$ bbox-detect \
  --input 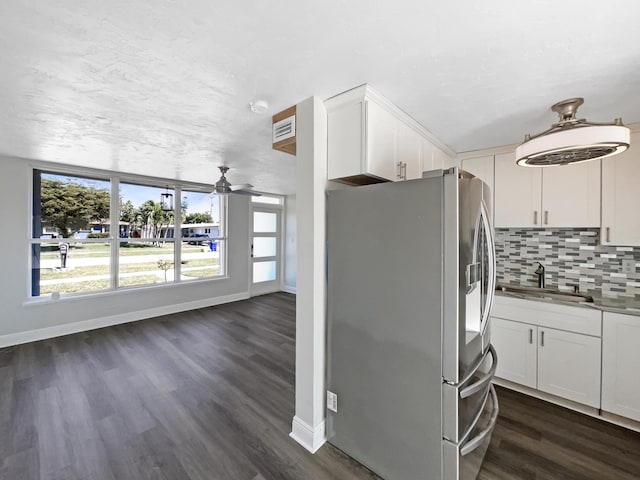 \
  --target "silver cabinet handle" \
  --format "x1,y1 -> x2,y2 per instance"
402,162 -> 407,180
533,211 -> 538,225
396,161 -> 403,179
540,330 -> 545,347
544,210 -> 549,225
529,328 -> 533,344
606,227 -> 610,243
